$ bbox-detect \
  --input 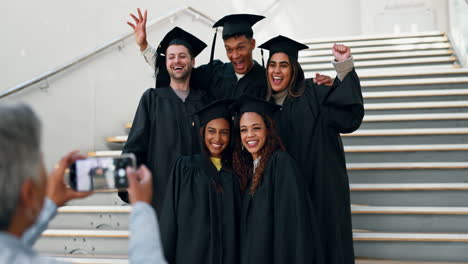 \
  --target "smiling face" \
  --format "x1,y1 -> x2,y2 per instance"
165,44 -> 194,82
224,35 -> 256,75
239,112 -> 267,160
268,52 -> 292,93
204,118 -> 231,158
